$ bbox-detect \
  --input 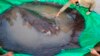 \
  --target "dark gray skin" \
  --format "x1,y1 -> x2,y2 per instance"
0,3 -> 84,56
19,8 -> 59,35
